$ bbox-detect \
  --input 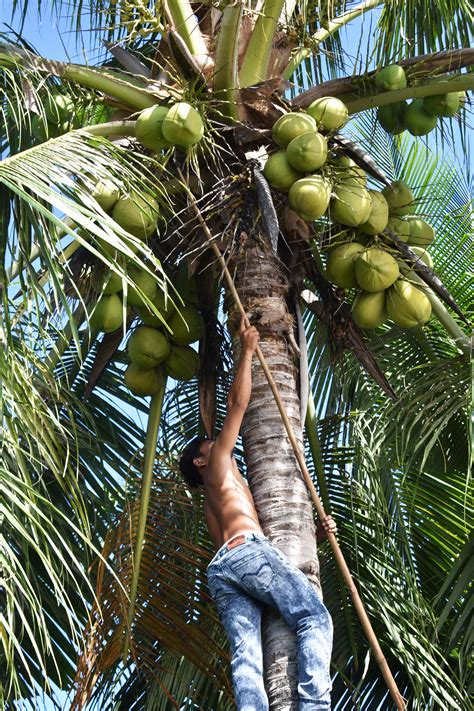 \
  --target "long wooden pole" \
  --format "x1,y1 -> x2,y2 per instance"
178,169 -> 405,710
